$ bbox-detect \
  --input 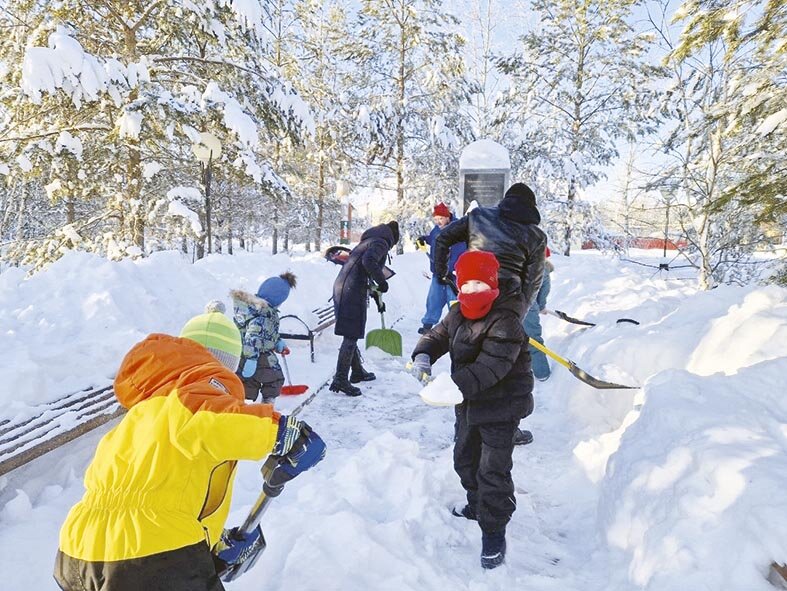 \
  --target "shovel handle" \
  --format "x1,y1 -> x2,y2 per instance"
280,354 -> 292,386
